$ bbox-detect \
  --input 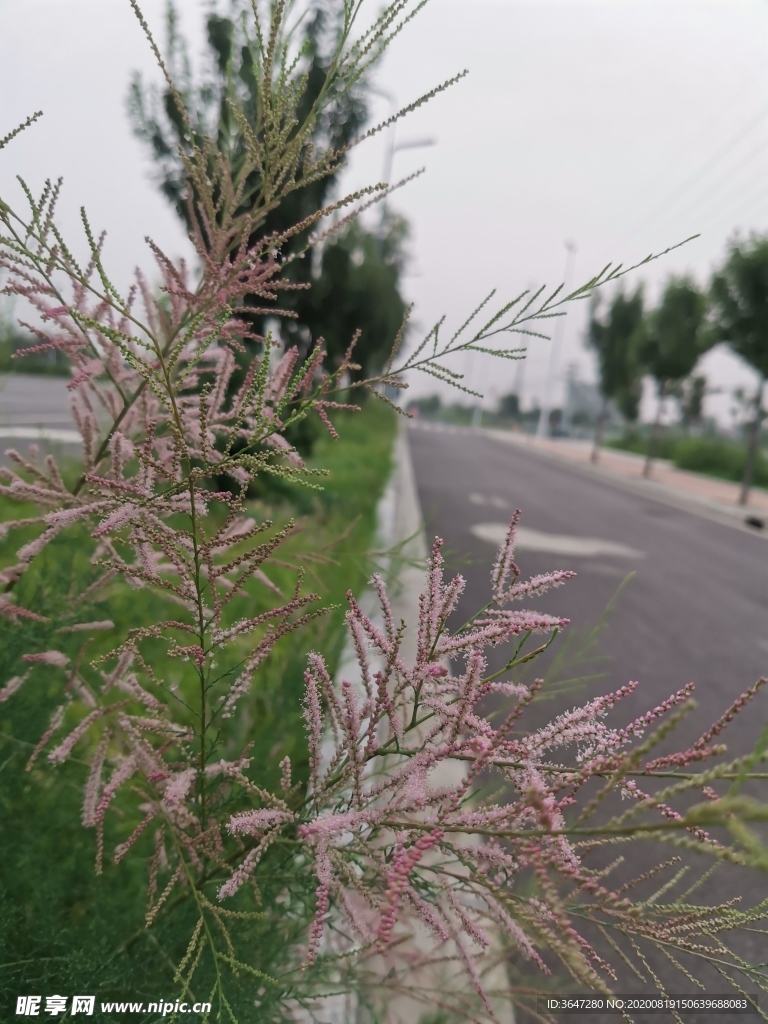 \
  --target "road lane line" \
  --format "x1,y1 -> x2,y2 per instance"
0,427 -> 81,442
